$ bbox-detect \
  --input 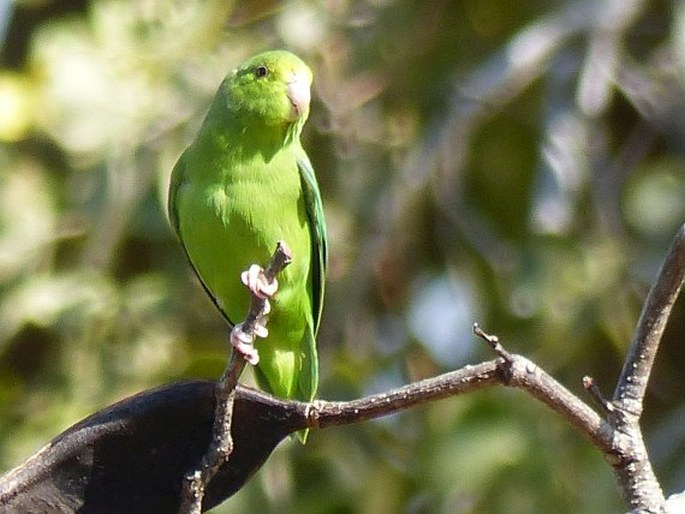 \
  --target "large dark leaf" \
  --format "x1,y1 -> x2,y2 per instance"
0,380 -> 306,513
